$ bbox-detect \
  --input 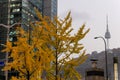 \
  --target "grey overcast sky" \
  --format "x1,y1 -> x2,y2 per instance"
58,0 -> 120,54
